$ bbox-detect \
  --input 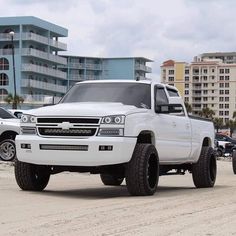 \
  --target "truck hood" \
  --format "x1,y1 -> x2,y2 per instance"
27,102 -> 148,117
